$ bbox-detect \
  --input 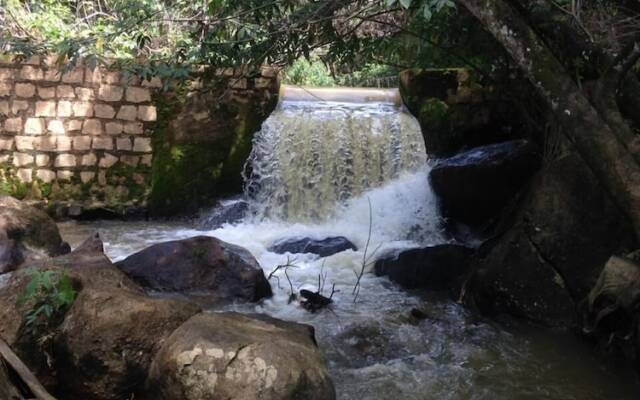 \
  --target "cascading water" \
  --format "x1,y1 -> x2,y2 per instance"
58,85 -> 640,400
245,86 -> 427,221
